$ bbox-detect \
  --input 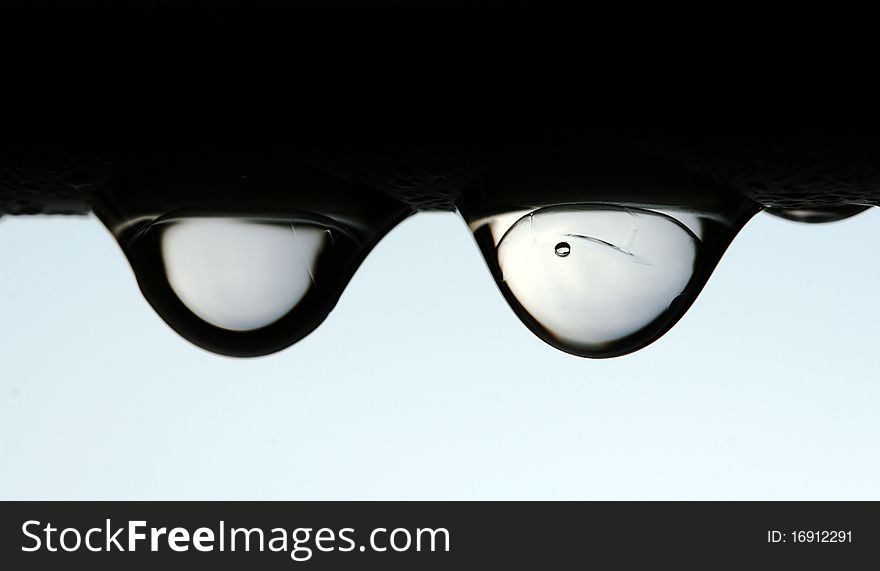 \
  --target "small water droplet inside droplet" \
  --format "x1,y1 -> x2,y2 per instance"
554,241 -> 571,257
